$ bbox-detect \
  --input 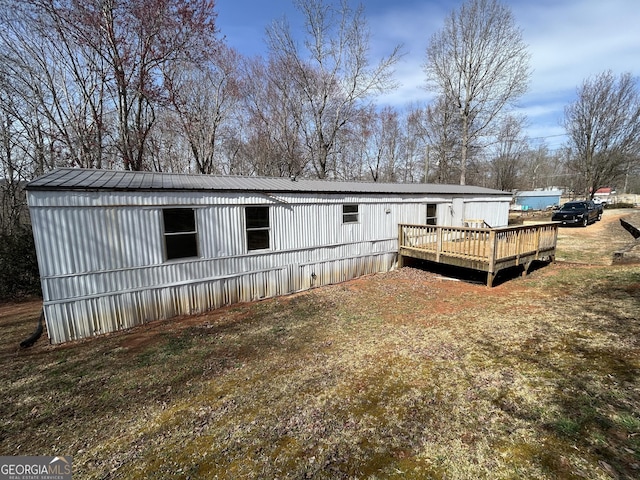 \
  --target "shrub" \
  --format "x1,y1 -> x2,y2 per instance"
606,202 -> 635,209
0,225 -> 41,300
